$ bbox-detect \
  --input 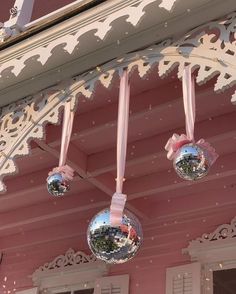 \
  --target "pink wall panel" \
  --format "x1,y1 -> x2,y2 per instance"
1,200 -> 235,294
0,0 -> 15,22
31,0 -> 77,20
0,0 -> 77,23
